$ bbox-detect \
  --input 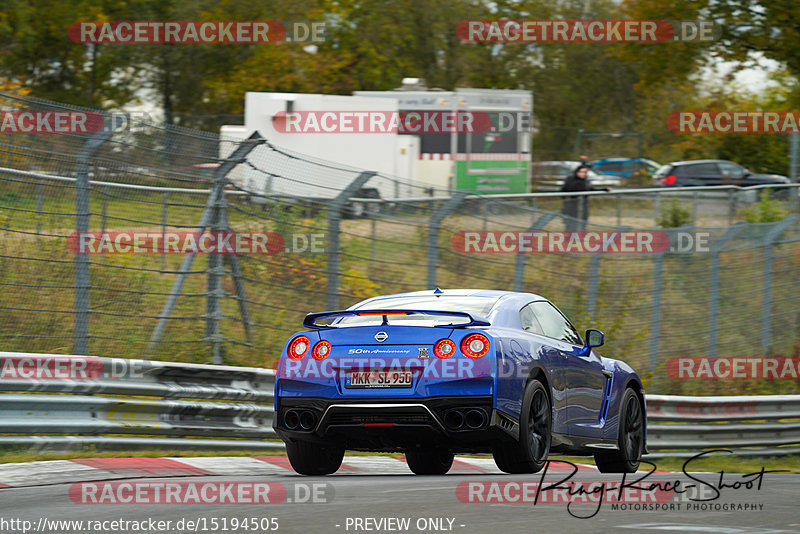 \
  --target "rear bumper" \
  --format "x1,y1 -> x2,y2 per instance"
274,396 -> 513,452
